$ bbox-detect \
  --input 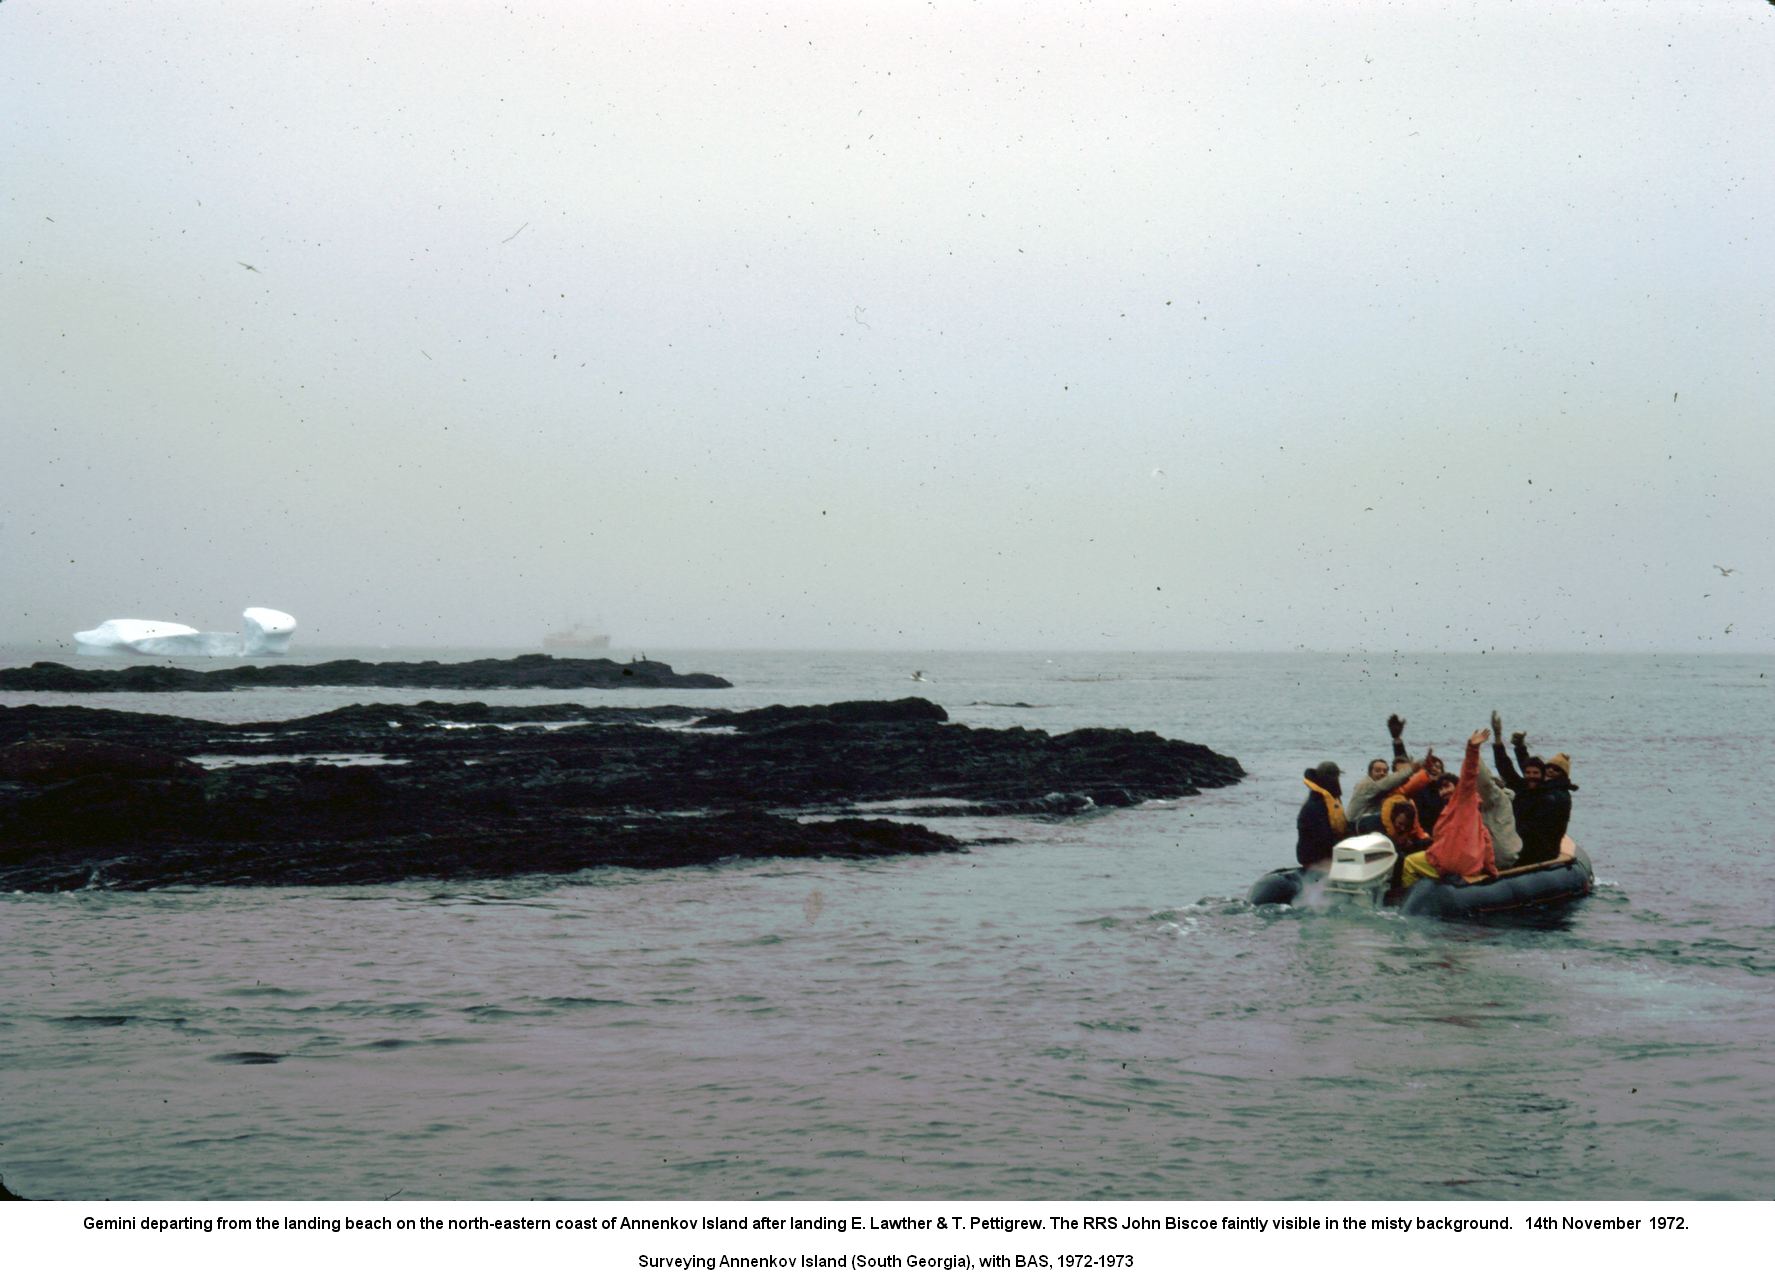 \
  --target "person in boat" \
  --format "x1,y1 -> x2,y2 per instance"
1383,798 -> 1434,890
1491,713 -> 1576,867
1476,754 -> 1523,871
1513,751 -> 1576,867
1431,767 -> 1458,817
1490,713 -> 1544,793
1380,746 -> 1435,834
1398,756 -> 1526,873
1392,766 -> 1465,879
1390,716 -> 1450,833
1398,729 -> 1499,891
1386,799 -> 1429,849
1296,760 -> 1347,869
1412,751 -> 1449,833
1511,737 -> 1544,788
1345,714 -> 1419,833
